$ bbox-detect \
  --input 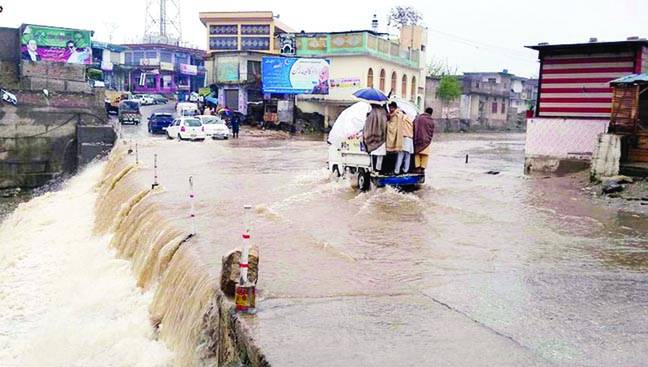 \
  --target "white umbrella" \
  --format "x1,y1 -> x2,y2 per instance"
327,102 -> 371,146
391,98 -> 420,120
